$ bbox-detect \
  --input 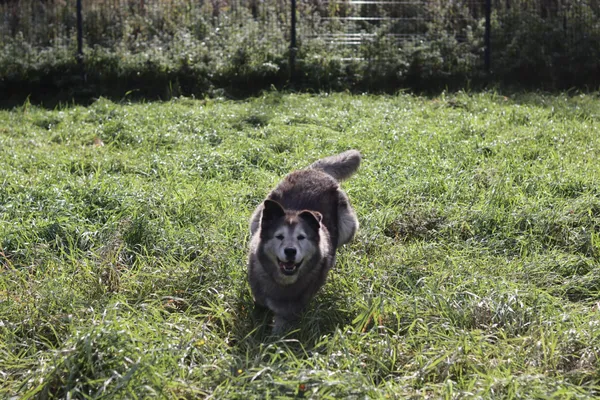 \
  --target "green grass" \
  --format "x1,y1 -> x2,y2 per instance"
1,91 -> 599,398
